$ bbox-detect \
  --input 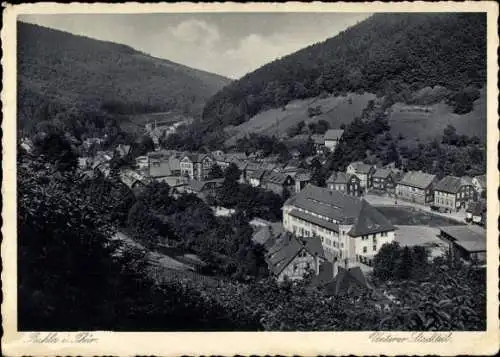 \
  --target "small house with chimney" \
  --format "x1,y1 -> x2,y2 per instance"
266,233 -> 326,282
396,171 -> 437,205
433,175 -> 475,212
346,161 -> 376,189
